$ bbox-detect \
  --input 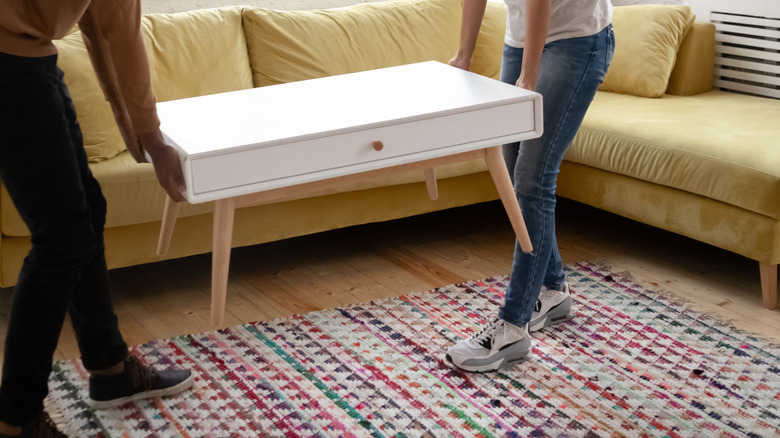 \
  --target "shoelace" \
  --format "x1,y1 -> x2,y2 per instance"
468,316 -> 502,347
127,357 -> 154,391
